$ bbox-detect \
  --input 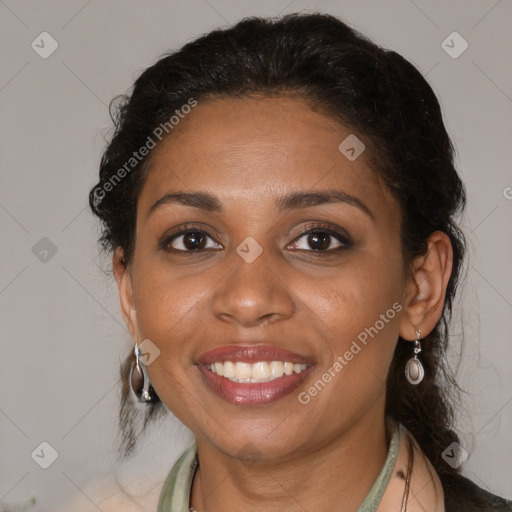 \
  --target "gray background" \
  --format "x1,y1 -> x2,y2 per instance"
1,0 -> 511,510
